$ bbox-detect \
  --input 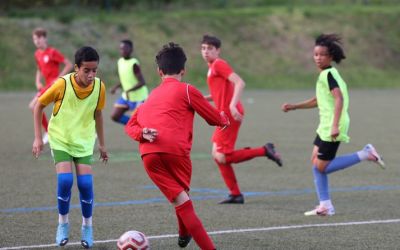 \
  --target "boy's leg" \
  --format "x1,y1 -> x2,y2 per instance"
174,193 -> 215,250
53,151 -> 74,246
143,154 -> 215,249
175,210 -> 191,246
215,161 -> 242,197
225,147 -> 265,163
29,95 -> 48,142
111,97 -> 130,125
212,143 -> 242,203
225,143 -> 282,166
76,158 -> 94,249
305,142 -> 335,216
212,122 -> 244,203
325,144 -> 385,173
111,106 -> 130,125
